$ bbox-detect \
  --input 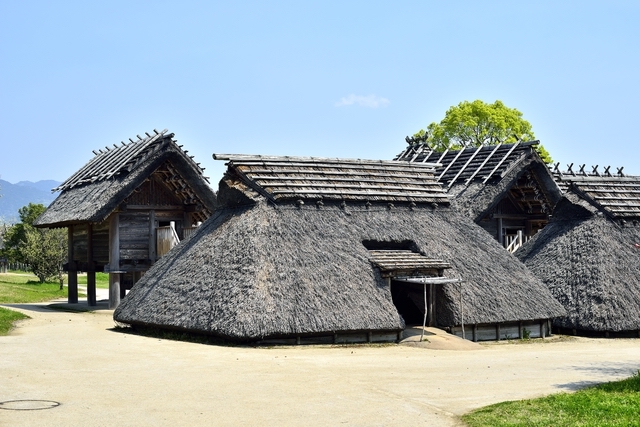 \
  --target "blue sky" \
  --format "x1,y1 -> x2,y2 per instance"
1,1 -> 639,187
